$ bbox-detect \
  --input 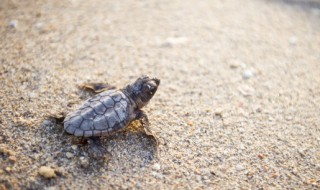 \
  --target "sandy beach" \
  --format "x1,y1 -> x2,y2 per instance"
0,0 -> 320,189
